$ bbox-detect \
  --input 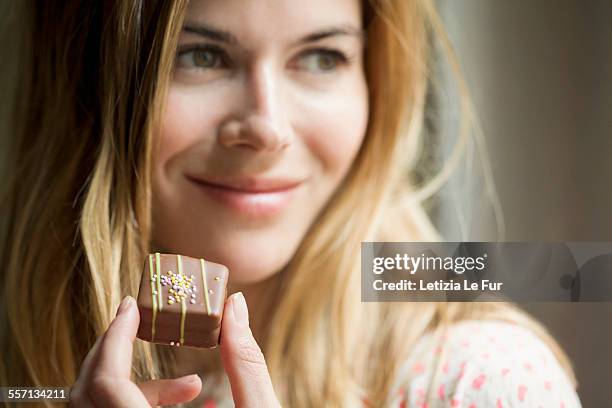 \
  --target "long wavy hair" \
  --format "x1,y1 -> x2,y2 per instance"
0,0 -> 576,407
